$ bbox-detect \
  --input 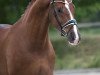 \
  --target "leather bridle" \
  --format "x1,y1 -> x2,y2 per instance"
50,0 -> 77,36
